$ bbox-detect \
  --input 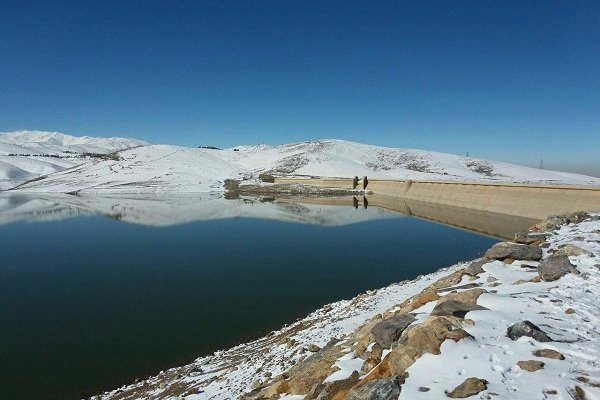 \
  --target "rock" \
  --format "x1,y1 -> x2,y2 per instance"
555,244 -> 592,257
538,255 -> 578,281
532,212 -> 588,232
517,360 -> 545,372
447,377 -> 488,398
308,371 -> 359,400
565,308 -> 576,314
484,242 -> 542,261
418,386 -> 431,392
308,344 -> 321,352
367,316 -> 471,379
437,283 -> 481,293
261,342 -> 342,396
507,320 -> 552,342
463,258 -> 489,276
362,355 -> 381,373
258,173 -> 275,183
514,231 -> 549,244
346,375 -> 402,400
370,314 -> 416,348
533,349 -> 564,360
431,299 -> 487,319
251,379 -> 264,389
567,386 -> 587,400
